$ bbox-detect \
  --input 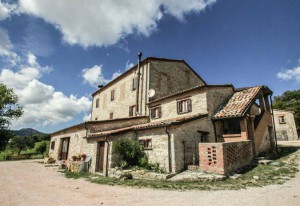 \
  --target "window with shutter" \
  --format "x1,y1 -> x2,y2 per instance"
177,98 -> 192,114
110,112 -> 113,119
150,106 -> 162,119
